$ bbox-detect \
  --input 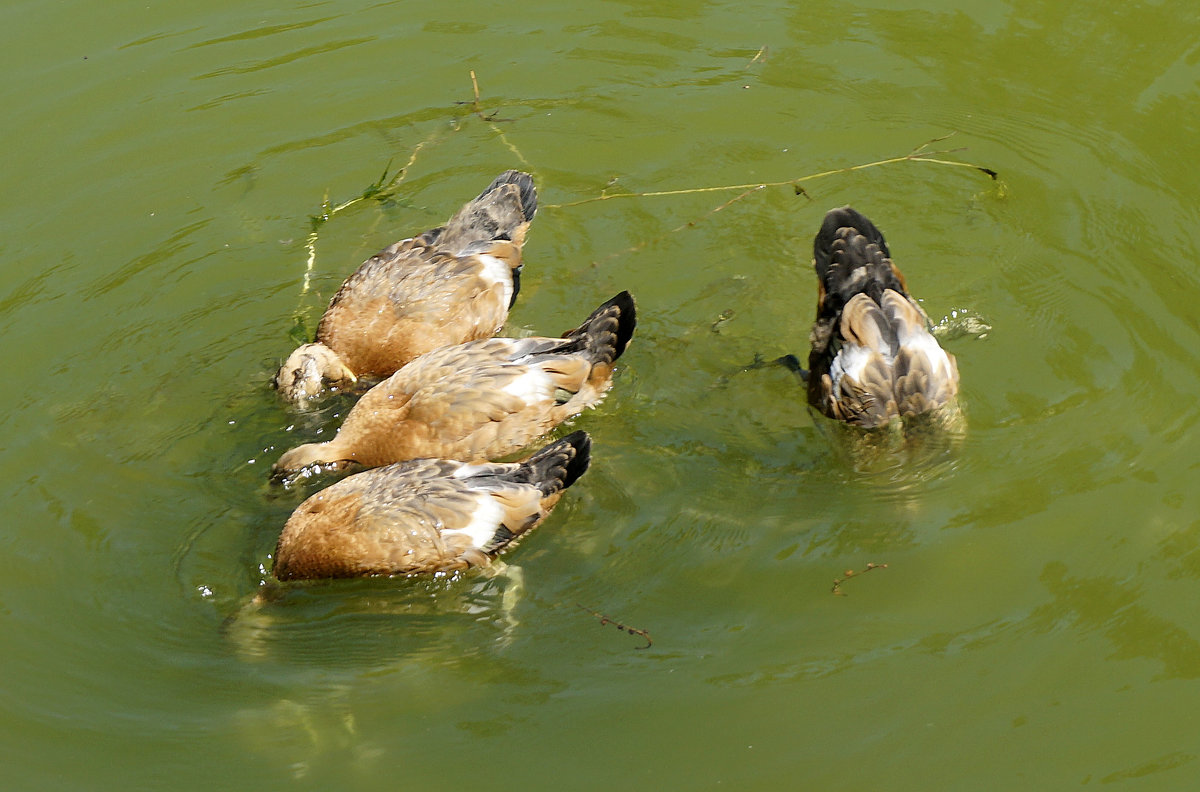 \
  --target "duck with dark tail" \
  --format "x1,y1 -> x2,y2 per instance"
272,431 -> 591,579
271,291 -> 636,481
806,206 -> 960,428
